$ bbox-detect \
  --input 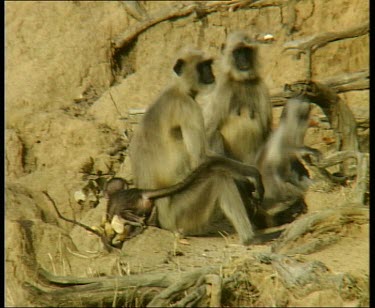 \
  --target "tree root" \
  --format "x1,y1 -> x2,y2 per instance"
25,266 -> 220,307
23,240 -> 369,306
271,206 -> 369,255
283,80 -> 363,178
